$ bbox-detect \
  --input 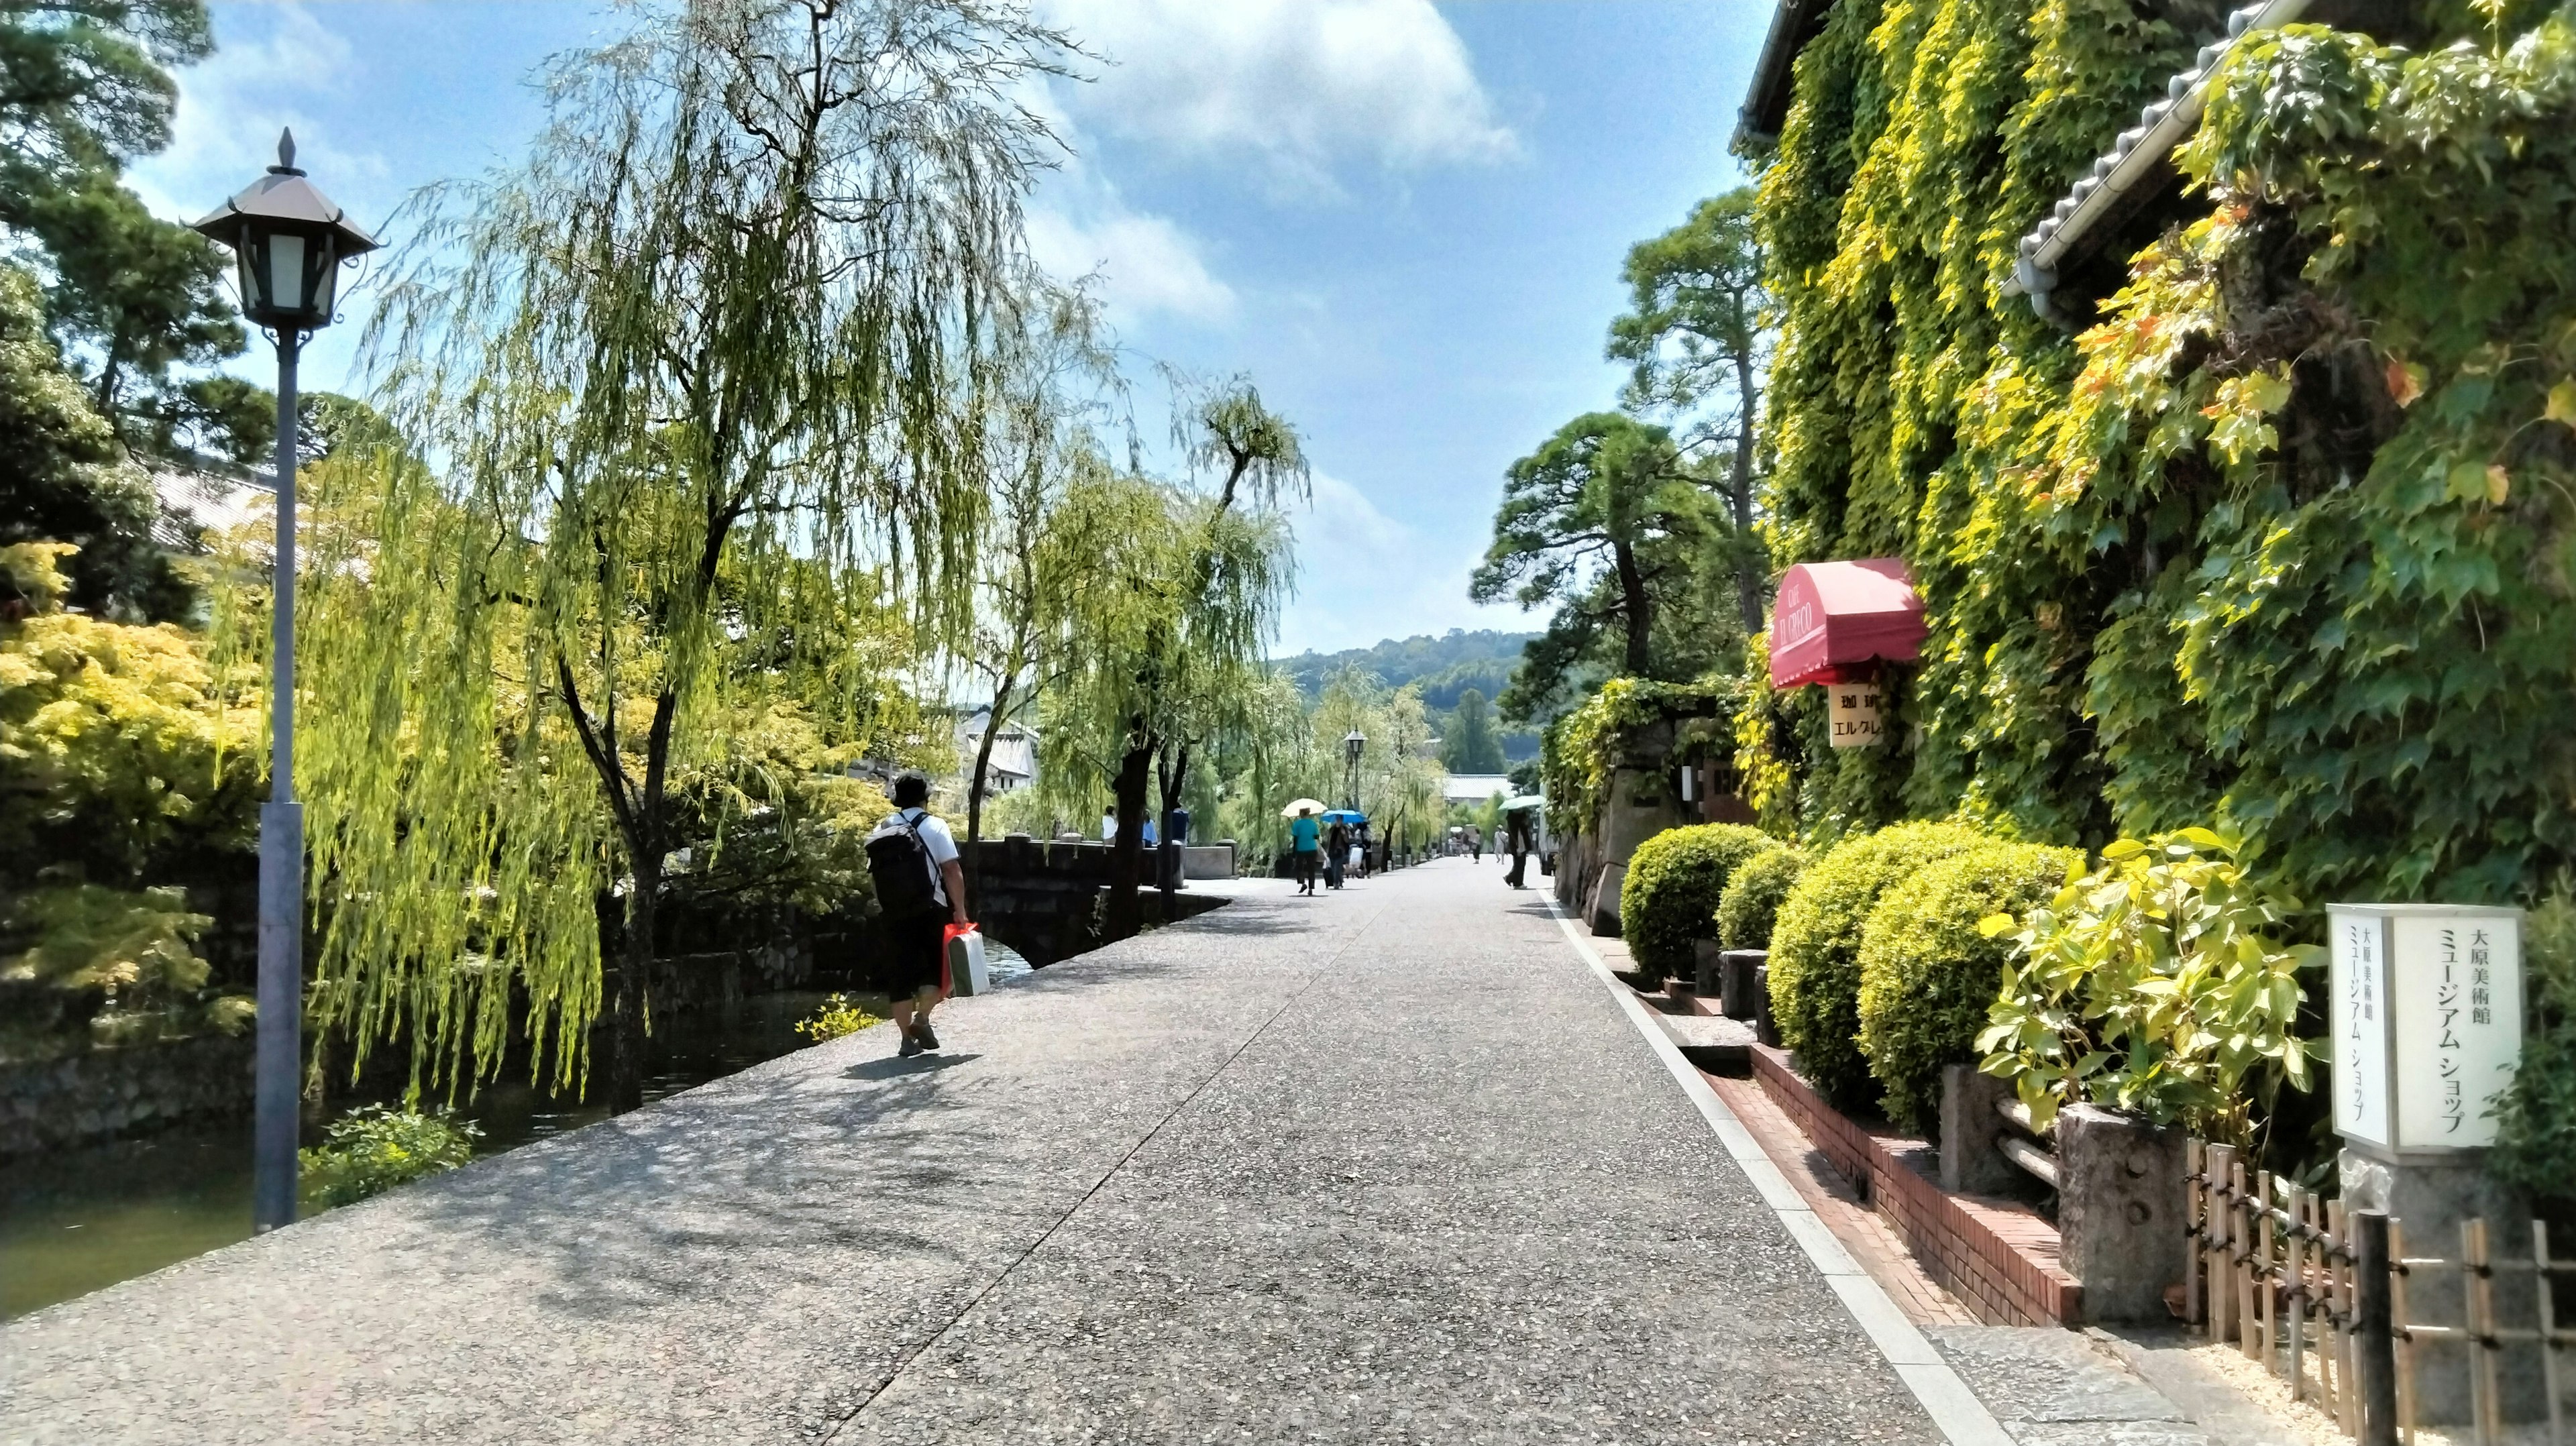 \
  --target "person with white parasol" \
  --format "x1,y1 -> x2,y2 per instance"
1280,798 -> 1327,895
